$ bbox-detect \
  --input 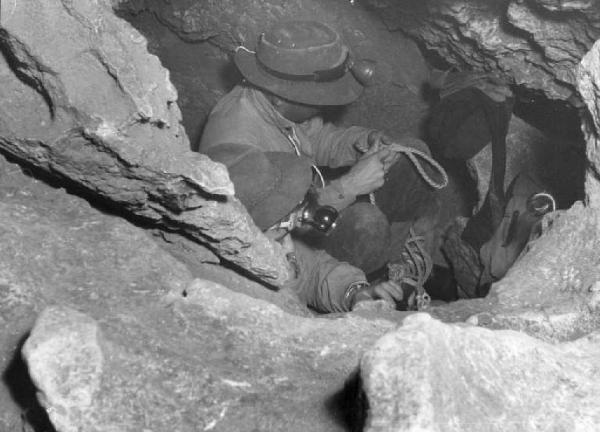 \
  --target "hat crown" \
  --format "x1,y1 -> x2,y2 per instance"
257,21 -> 347,77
